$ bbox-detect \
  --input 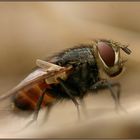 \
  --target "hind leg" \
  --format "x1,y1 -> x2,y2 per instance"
38,103 -> 53,126
24,89 -> 47,128
23,88 -> 51,129
33,89 -> 47,121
